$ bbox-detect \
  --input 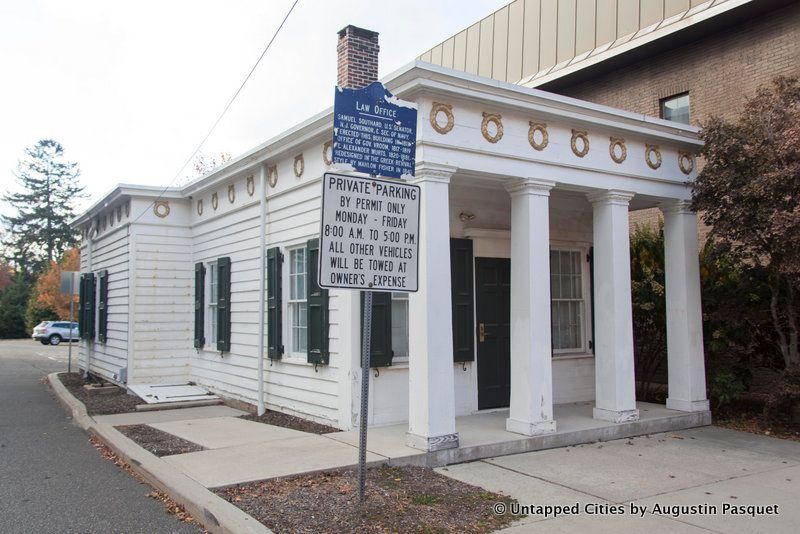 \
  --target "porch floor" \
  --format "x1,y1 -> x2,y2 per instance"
326,401 -> 712,468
